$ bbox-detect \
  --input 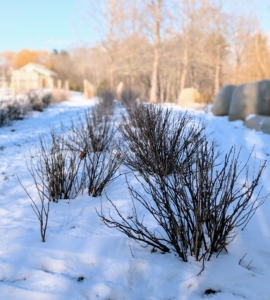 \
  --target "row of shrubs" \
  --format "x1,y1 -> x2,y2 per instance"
21,90 -> 268,272
0,91 -> 63,127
